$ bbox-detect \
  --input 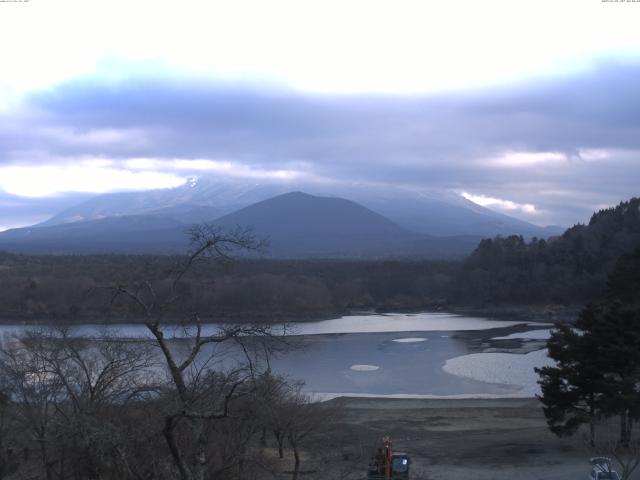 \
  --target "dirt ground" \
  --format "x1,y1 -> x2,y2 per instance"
271,397 -> 596,480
